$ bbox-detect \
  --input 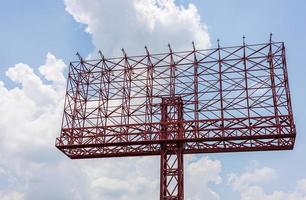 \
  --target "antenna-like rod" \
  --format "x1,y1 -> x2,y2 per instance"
270,33 -> 273,43
168,43 -> 173,54
192,41 -> 196,52
145,46 -> 150,56
76,52 -> 83,61
121,48 -> 127,58
98,50 -> 104,60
